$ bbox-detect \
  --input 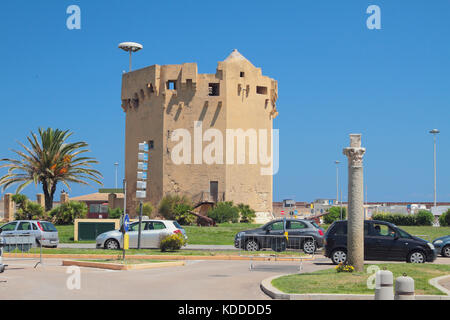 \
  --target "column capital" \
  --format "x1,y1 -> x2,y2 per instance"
343,147 -> 366,167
